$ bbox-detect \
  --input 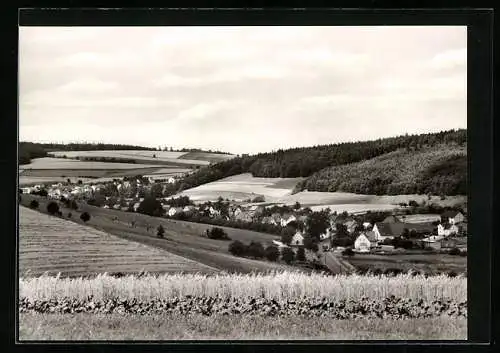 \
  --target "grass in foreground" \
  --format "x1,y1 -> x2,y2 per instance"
18,313 -> 467,341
